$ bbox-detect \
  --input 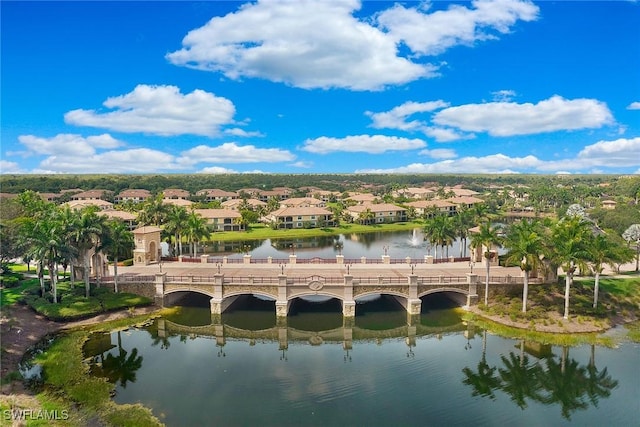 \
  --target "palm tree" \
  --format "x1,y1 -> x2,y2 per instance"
423,214 -> 455,260
69,207 -> 107,298
586,234 -> 619,309
100,220 -> 134,293
184,211 -> 210,257
164,205 -> 189,256
357,208 -> 375,225
551,216 -> 591,319
503,219 -> 545,312
452,207 -> 473,258
137,193 -> 168,226
470,222 -> 503,305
